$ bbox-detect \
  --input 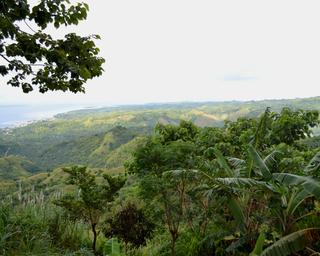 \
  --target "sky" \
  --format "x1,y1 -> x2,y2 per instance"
1,0 -> 320,106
